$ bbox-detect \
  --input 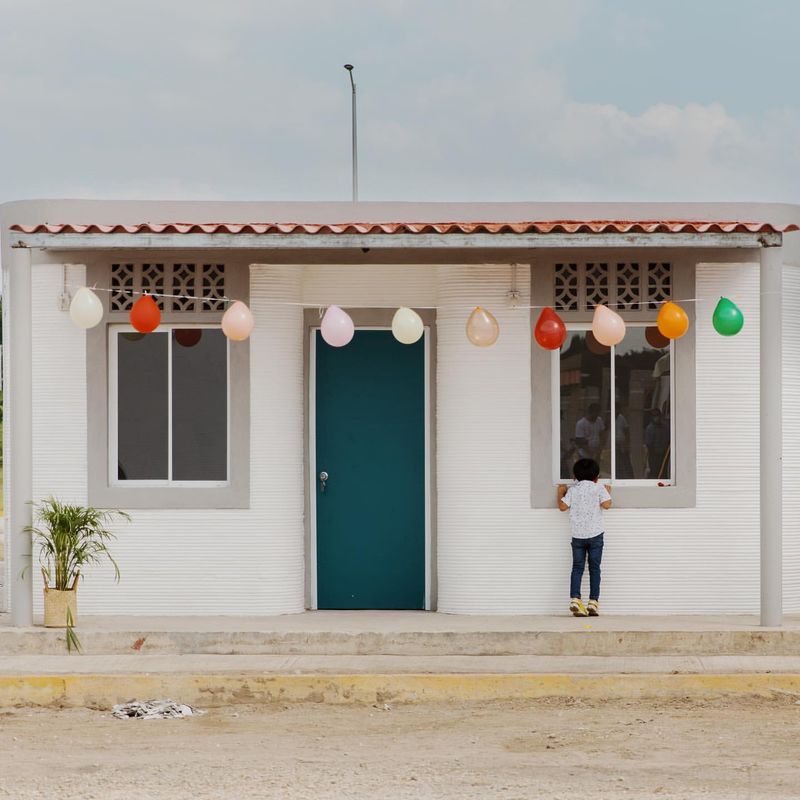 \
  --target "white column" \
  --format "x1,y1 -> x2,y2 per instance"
7,247 -> 33,626
248,264 -> 306,613
761,245 -> 783,627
